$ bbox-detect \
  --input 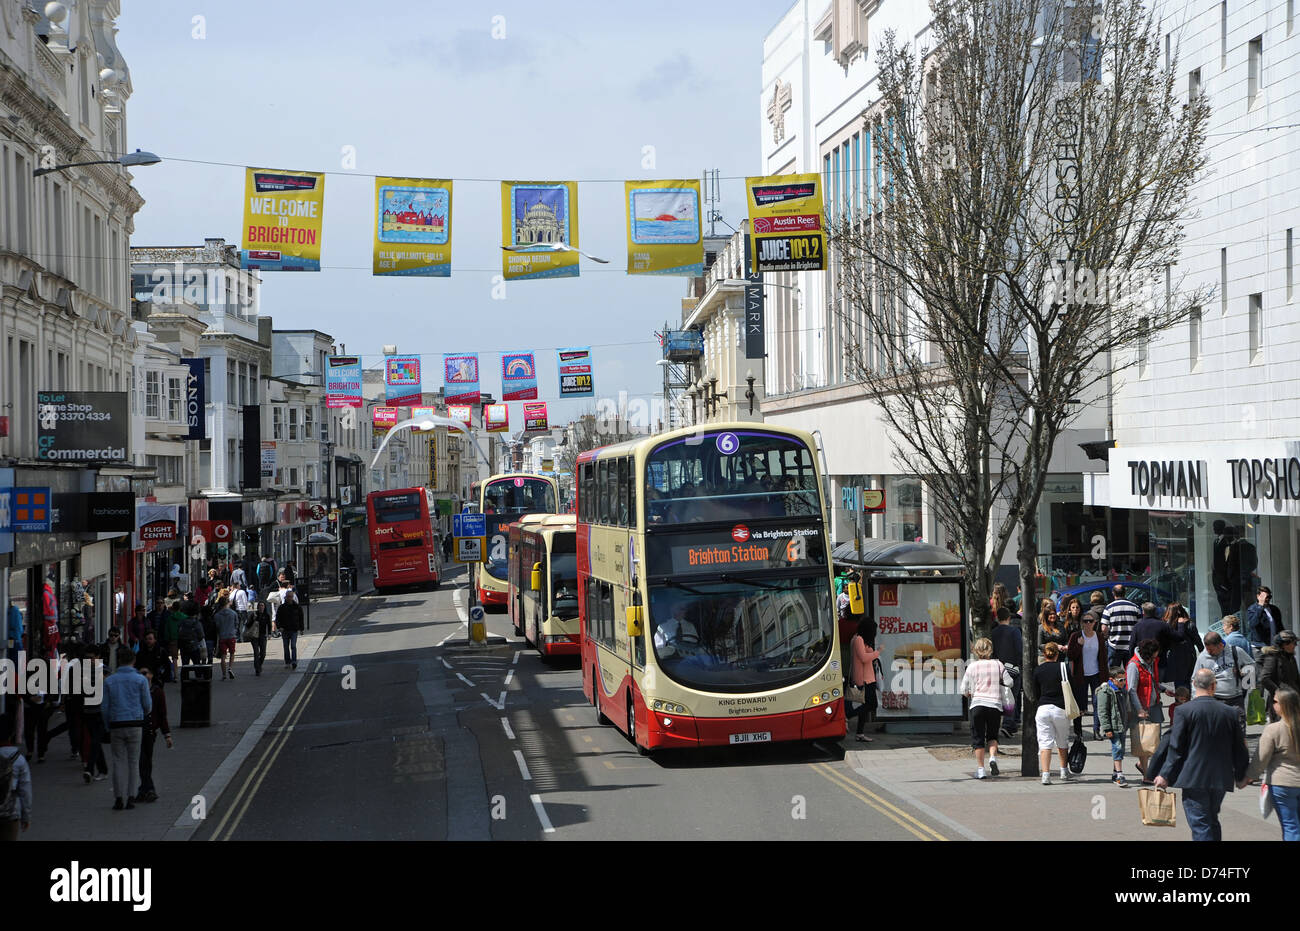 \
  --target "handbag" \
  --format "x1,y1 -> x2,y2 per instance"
1067,736 -> 1088,774
1000,664 -> 1016,714
846,683 -> 866,703
1137,786 -> 1177,827
1061,662 -> 1081,720
1261,782 -> 1275,819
